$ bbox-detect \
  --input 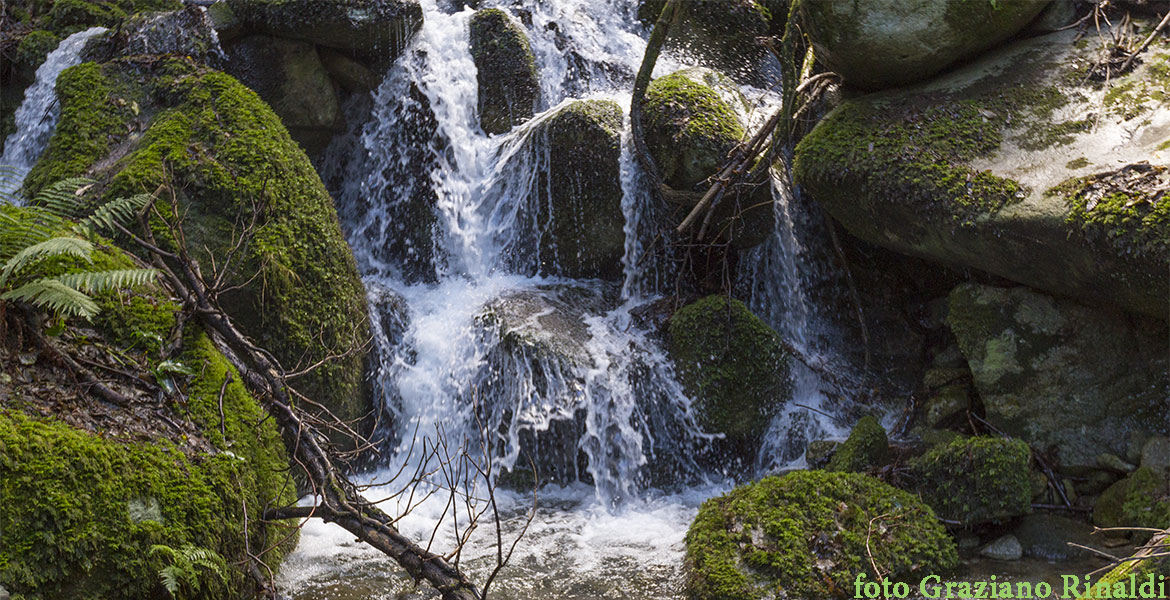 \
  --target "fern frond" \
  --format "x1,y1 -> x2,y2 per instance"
29,177 -> 96,219
1,236 -> 93,285
158,566 -> 181,596
74,194 -> 152,236
2,279 -> 100,318
52,268 -> 157,293
0,165 -> 22,205
0,208 -> 63,260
